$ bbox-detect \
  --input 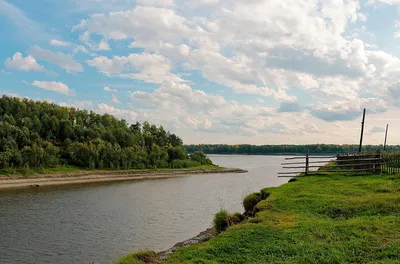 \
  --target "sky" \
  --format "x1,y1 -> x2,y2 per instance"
1,0 -> 400,145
